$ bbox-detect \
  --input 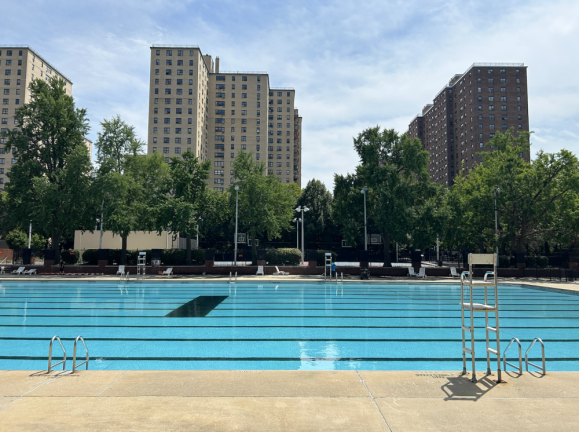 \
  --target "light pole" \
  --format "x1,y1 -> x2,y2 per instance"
361,187 -> 368,251
293,218 -> 301,249
295,206 -> 309,263
492,187 -> 501,258
28,220 -> 32,249
234,185 -> 239,266
98,197 -> 104,250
